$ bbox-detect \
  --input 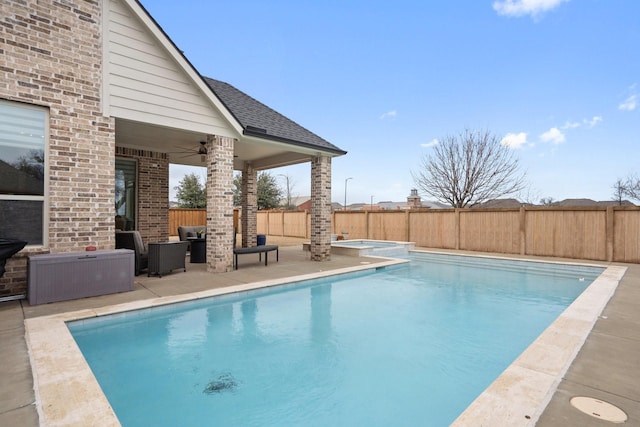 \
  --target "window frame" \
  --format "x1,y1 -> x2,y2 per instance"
0,99 -> 49,248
